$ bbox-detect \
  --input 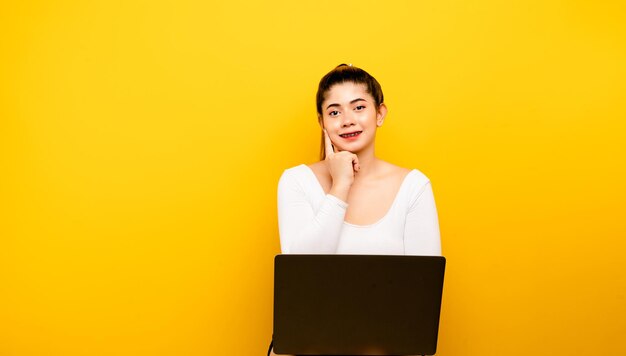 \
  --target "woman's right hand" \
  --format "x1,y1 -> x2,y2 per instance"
324,129 -> 359,202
